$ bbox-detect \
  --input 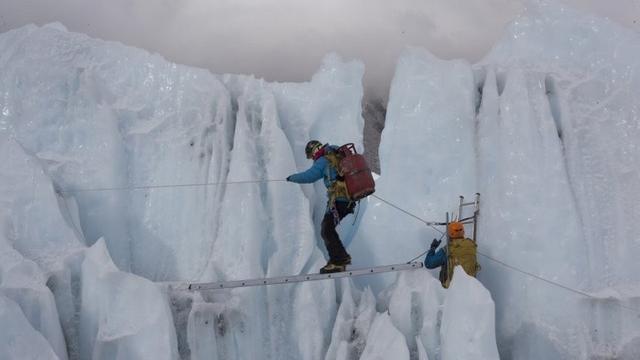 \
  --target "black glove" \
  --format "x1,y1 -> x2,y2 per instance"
430,238 -> 441,250
286,176 -> 293,182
